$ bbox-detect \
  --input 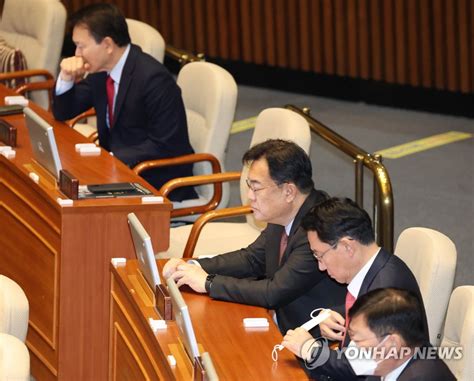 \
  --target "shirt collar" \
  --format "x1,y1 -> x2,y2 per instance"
284,220 -> 294,236
347,247 -> 381,298
109,44 -> 130,84
382,356 -> 412,381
